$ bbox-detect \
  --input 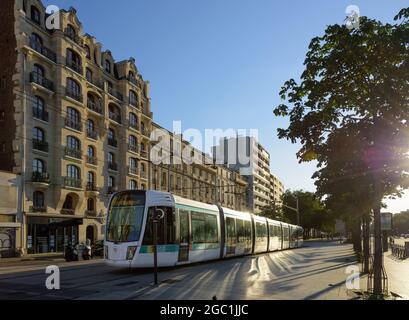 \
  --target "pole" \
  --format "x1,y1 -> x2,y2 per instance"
296,197 -> 300,226
153,218 -> 158,285
373,202 -> 383,295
